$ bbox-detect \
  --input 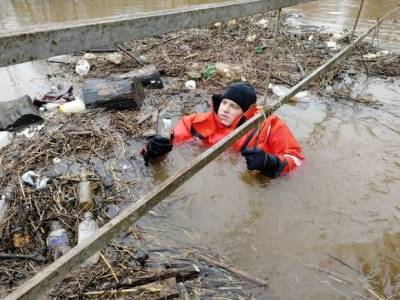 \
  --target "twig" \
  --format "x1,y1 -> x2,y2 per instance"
141,35 -> 181,49
364,285 -> 386,300
18,178 -> 27,200
194,253 -> 268,287
271,73 -> 293,87
84,286 -> 161,297
326,253 -> 363,275
295,60 -> 306,77
305,264 -> 354,285
114,44 -> 143,66
0,253 -> 46,263
100,252 -> 119,284
68,131 -> 93,136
